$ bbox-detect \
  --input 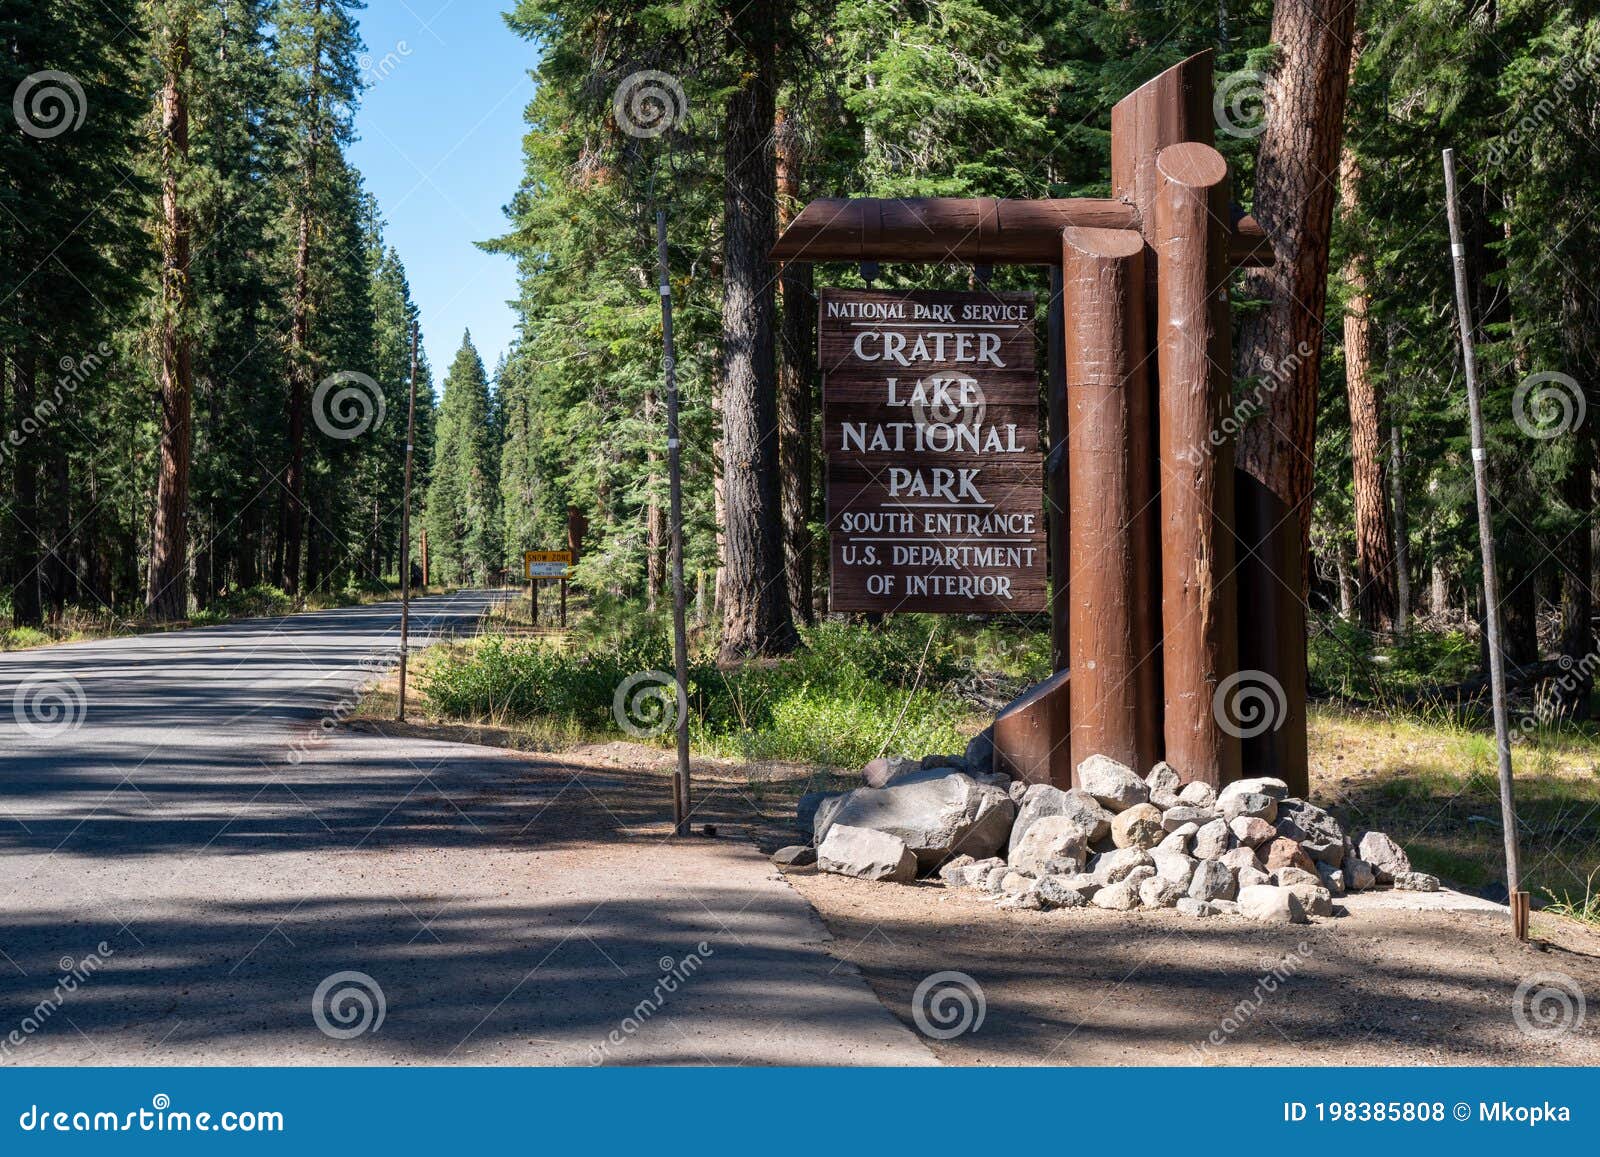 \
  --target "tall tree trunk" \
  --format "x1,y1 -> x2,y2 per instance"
645,389 -> 663,611
10,350 -> 42,627
1235,0 -> 1359,548
148,19 -> 195,620
1557,285 -> 1595,718
718,1 -> 798,662
1389,408 -> 1411,629
1337,90 -> 1397,630
284,4 -> 324,596
775,106 -> 814,627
